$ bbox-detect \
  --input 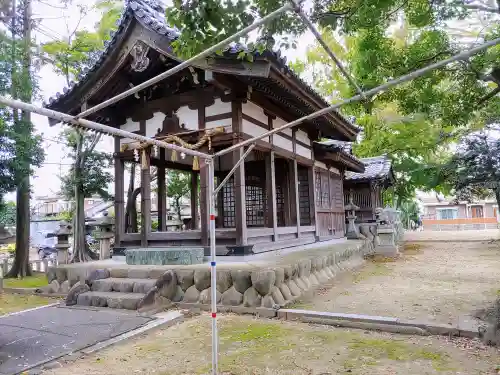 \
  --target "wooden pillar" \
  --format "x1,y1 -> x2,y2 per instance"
370,181 -> 378,220
191,171 -> 199,230
265,151 -> 278,241
308,165 -> 317,228
200,158 -> 209,246
113,138 -> 125,248
328,169 -> 333,237
291,130 -> 300,237
232,101 -> 247,246
157,149 -> 166,232
140,148 -> 151,247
